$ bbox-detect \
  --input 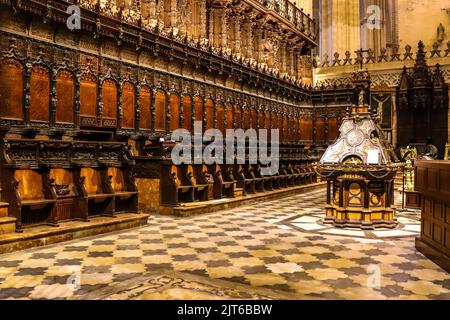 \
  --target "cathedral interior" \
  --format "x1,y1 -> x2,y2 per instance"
0,0 -> 449,301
